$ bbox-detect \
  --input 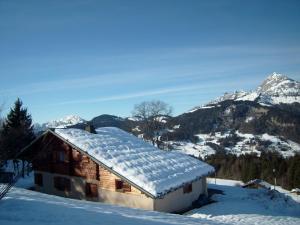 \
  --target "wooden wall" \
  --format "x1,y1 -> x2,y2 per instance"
32,132 -> 144,197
